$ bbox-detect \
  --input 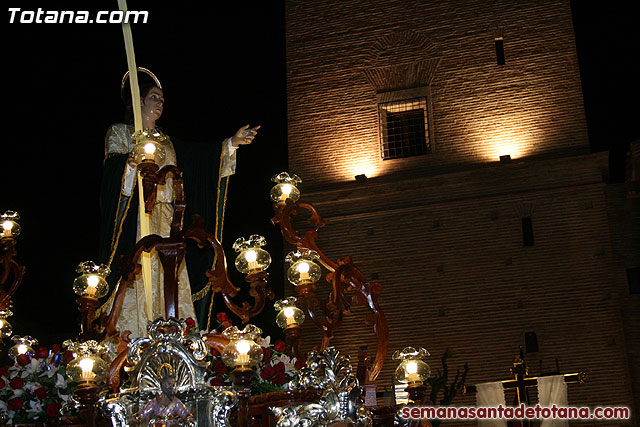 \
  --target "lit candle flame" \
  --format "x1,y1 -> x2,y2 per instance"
280,184 -> 292,201
405,361 -> 420,384
85,275 -> 99,297
78,357 -> 95,381
235,340 -> 251,366
1,220 -> 13,237
244,250 -> 259,272
297,262 -> 310,282
144,142 -> 156,154
283,306 -> 296,327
